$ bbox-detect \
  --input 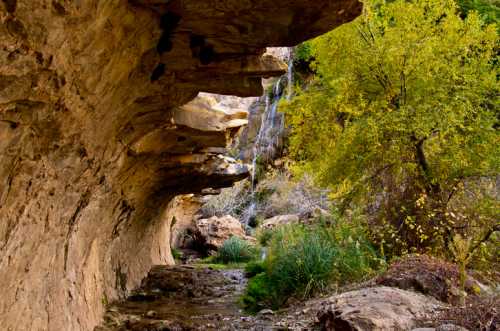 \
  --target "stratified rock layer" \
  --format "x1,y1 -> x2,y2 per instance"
318,287 -> 442,331
0,1 -> 361,330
